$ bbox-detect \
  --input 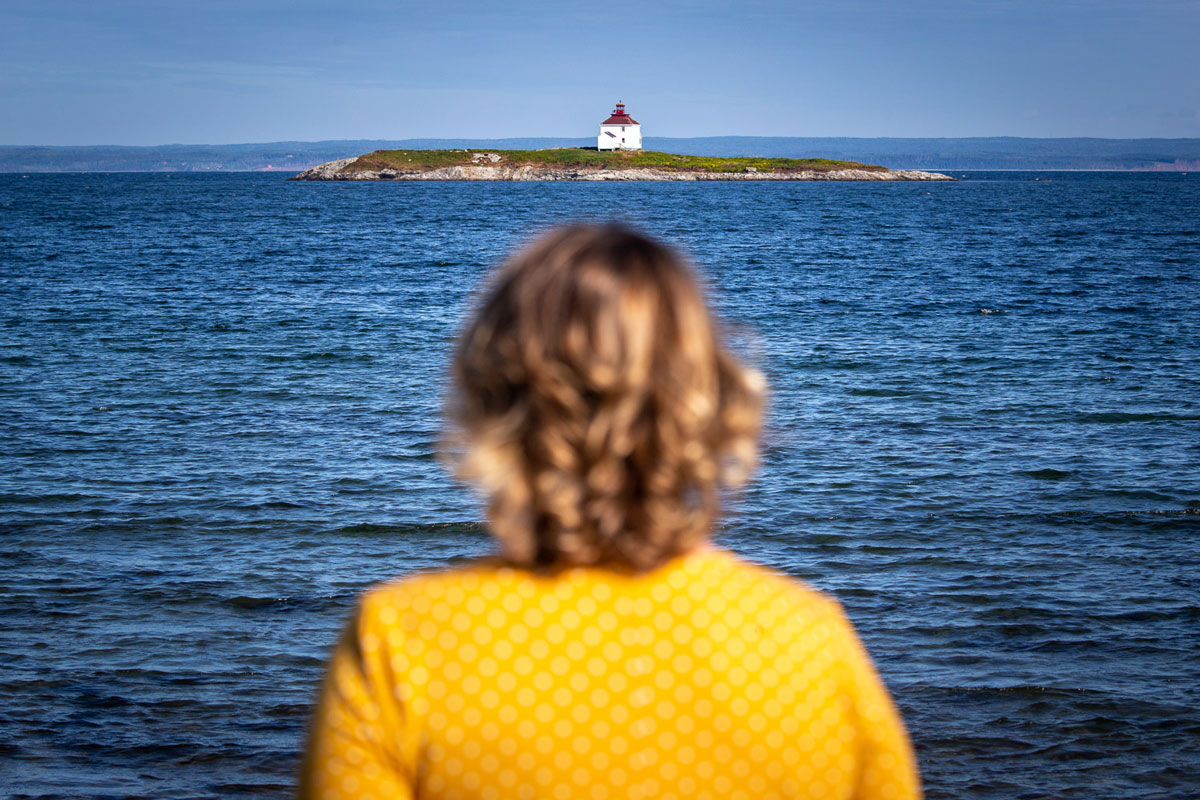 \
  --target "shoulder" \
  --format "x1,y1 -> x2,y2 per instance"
353,560 -> 531,629
698,549 -> 844,619
701,552 -> 872,670
361,559 -> 510,604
